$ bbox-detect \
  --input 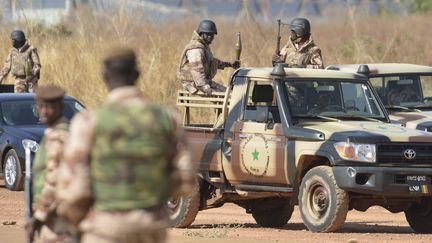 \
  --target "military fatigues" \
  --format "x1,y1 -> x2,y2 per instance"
178,31 -> 227,94
279,36 -> 324,69
0,41 -> 41,93
32,117 -> 76,243
56,87 -> 194,243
